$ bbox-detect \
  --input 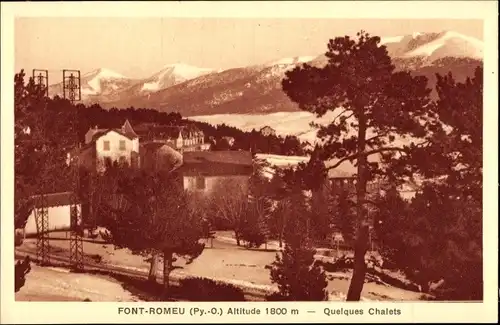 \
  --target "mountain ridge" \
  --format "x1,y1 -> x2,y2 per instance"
47,31 -> 483,116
